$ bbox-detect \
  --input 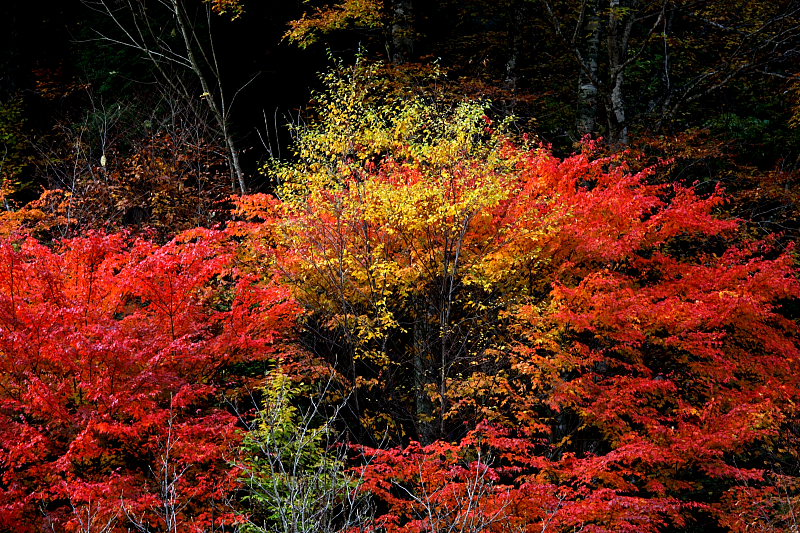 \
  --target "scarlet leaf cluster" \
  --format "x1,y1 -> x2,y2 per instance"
0,230 -> 299,532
